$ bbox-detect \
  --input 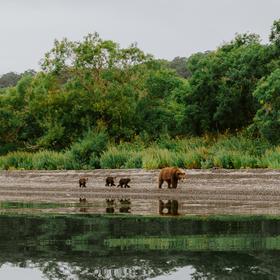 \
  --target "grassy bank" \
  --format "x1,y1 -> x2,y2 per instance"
1,134 -> 280,170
